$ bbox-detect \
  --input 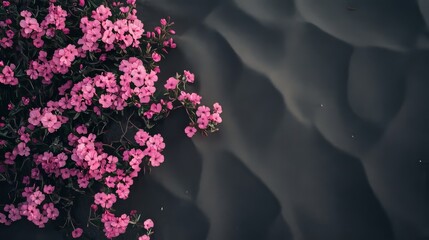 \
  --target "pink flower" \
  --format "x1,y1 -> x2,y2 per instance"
31,168 -> 40,179
92,5 -> 112,22
184,70 -> 194,83
213,102 -> 222,113
6,205 -> 21,222
28,108 -> 42,125
184,126 -> 197,138
116,183 -> 130,199
43,185 -> 55,194
16,142 -> 30,156
139,235 -> 150,240
149,152 -> 164,167
0,213 -> 7,224
40,112 -> 58,128
99,94 -> 113,108
43,203 -> 59,220
150,103 -> 162,113
21,97 -> 30,105
210,113 -> 222,123
29,190 -> 45,205
33,38 -> 44,48
143,219 -> 154,230
79,0 -> 85,7
196,106 -> 210,117
72,228 -> 83,238
94,192 -> 117,208
76,125 -> 88,134
152,52 -> 161,62
134,129 -> 149,146
120,7 -> 130,13
197,116 -> 209,129
101,212 -> 130,238
164,77 -> 179,90
160,18 -> 167,26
